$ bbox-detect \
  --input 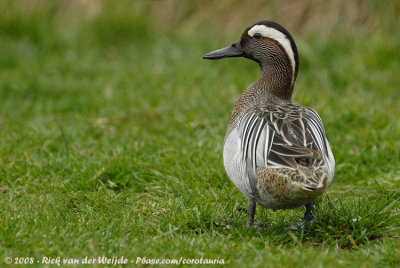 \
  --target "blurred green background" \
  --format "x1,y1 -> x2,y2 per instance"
0,0 -> 399,266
